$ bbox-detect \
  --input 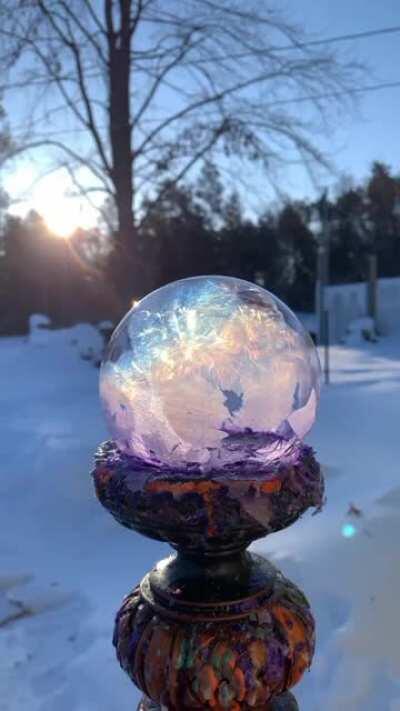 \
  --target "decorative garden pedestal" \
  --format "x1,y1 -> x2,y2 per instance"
93,276 -> 324,710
